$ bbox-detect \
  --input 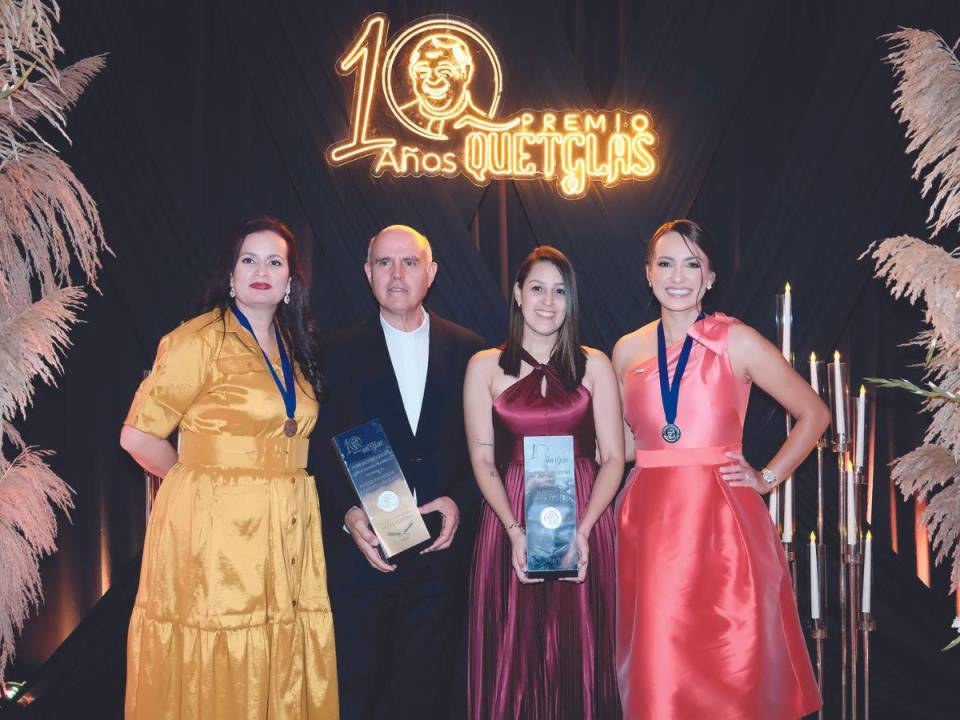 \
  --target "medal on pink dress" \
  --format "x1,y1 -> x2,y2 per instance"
656,314 -> 702,444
